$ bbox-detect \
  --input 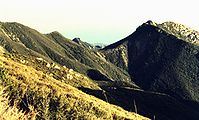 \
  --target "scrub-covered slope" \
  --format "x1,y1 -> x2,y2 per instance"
0,48 -> 149,120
